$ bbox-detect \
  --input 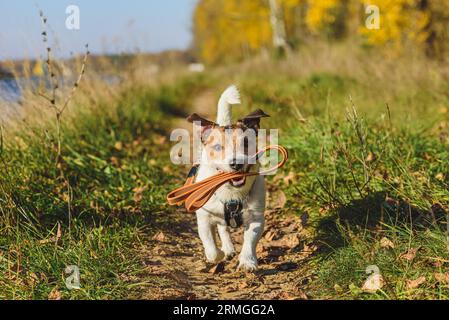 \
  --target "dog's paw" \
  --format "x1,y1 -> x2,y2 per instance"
224,250 -> 236,261
221,246 -> 236,260
205,249 -> 225,264
237,255 -> 258,272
